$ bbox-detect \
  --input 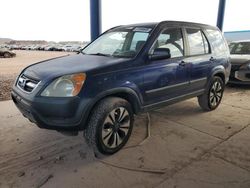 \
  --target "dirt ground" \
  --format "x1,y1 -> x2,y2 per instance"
0,50 -> 72,101
0,51 -> 250,188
